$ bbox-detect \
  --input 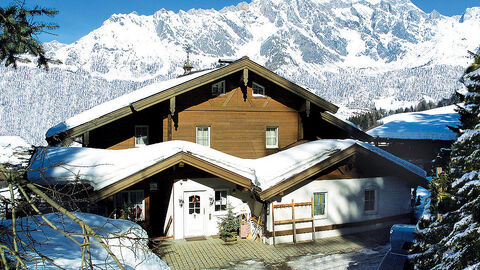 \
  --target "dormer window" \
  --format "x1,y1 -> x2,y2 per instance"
252,82 -> 265,96
212,80 -> 225,96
